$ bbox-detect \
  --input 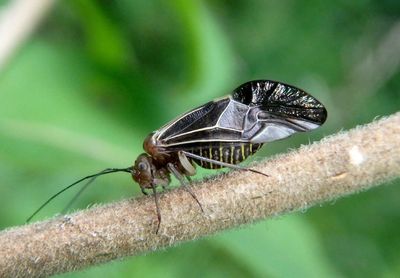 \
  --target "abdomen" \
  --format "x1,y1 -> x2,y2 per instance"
186,142 -> 263,169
